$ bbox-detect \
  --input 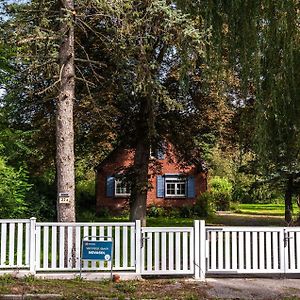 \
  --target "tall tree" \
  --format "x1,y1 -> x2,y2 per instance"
56,0 -> 76,222
181,0 -> 300,223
